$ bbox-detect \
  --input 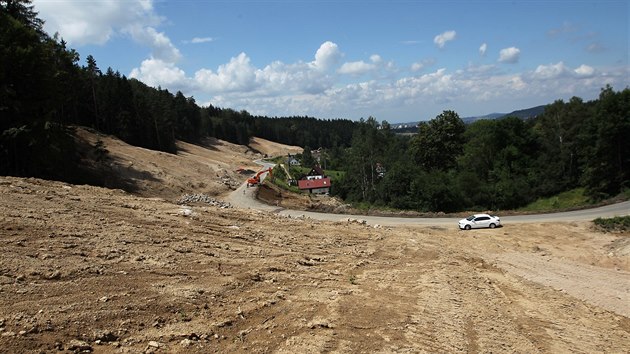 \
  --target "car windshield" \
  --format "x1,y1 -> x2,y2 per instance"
466,215 -> 475,221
